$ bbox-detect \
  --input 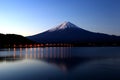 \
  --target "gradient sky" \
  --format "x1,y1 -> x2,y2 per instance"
0,0 -> 120,36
